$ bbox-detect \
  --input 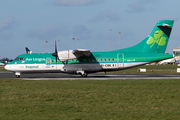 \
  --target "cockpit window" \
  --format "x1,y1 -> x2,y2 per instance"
14,57 -> 25,61
14,57 -> 19,61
